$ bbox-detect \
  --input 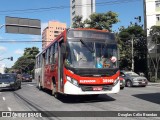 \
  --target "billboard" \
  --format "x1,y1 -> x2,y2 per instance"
5,16 -> 41,35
